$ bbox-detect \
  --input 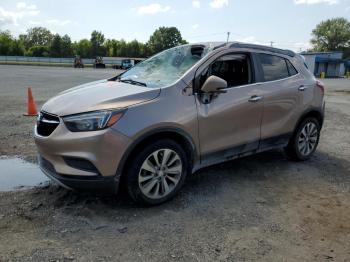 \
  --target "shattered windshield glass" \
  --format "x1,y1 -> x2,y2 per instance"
118,44 -> 212,88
